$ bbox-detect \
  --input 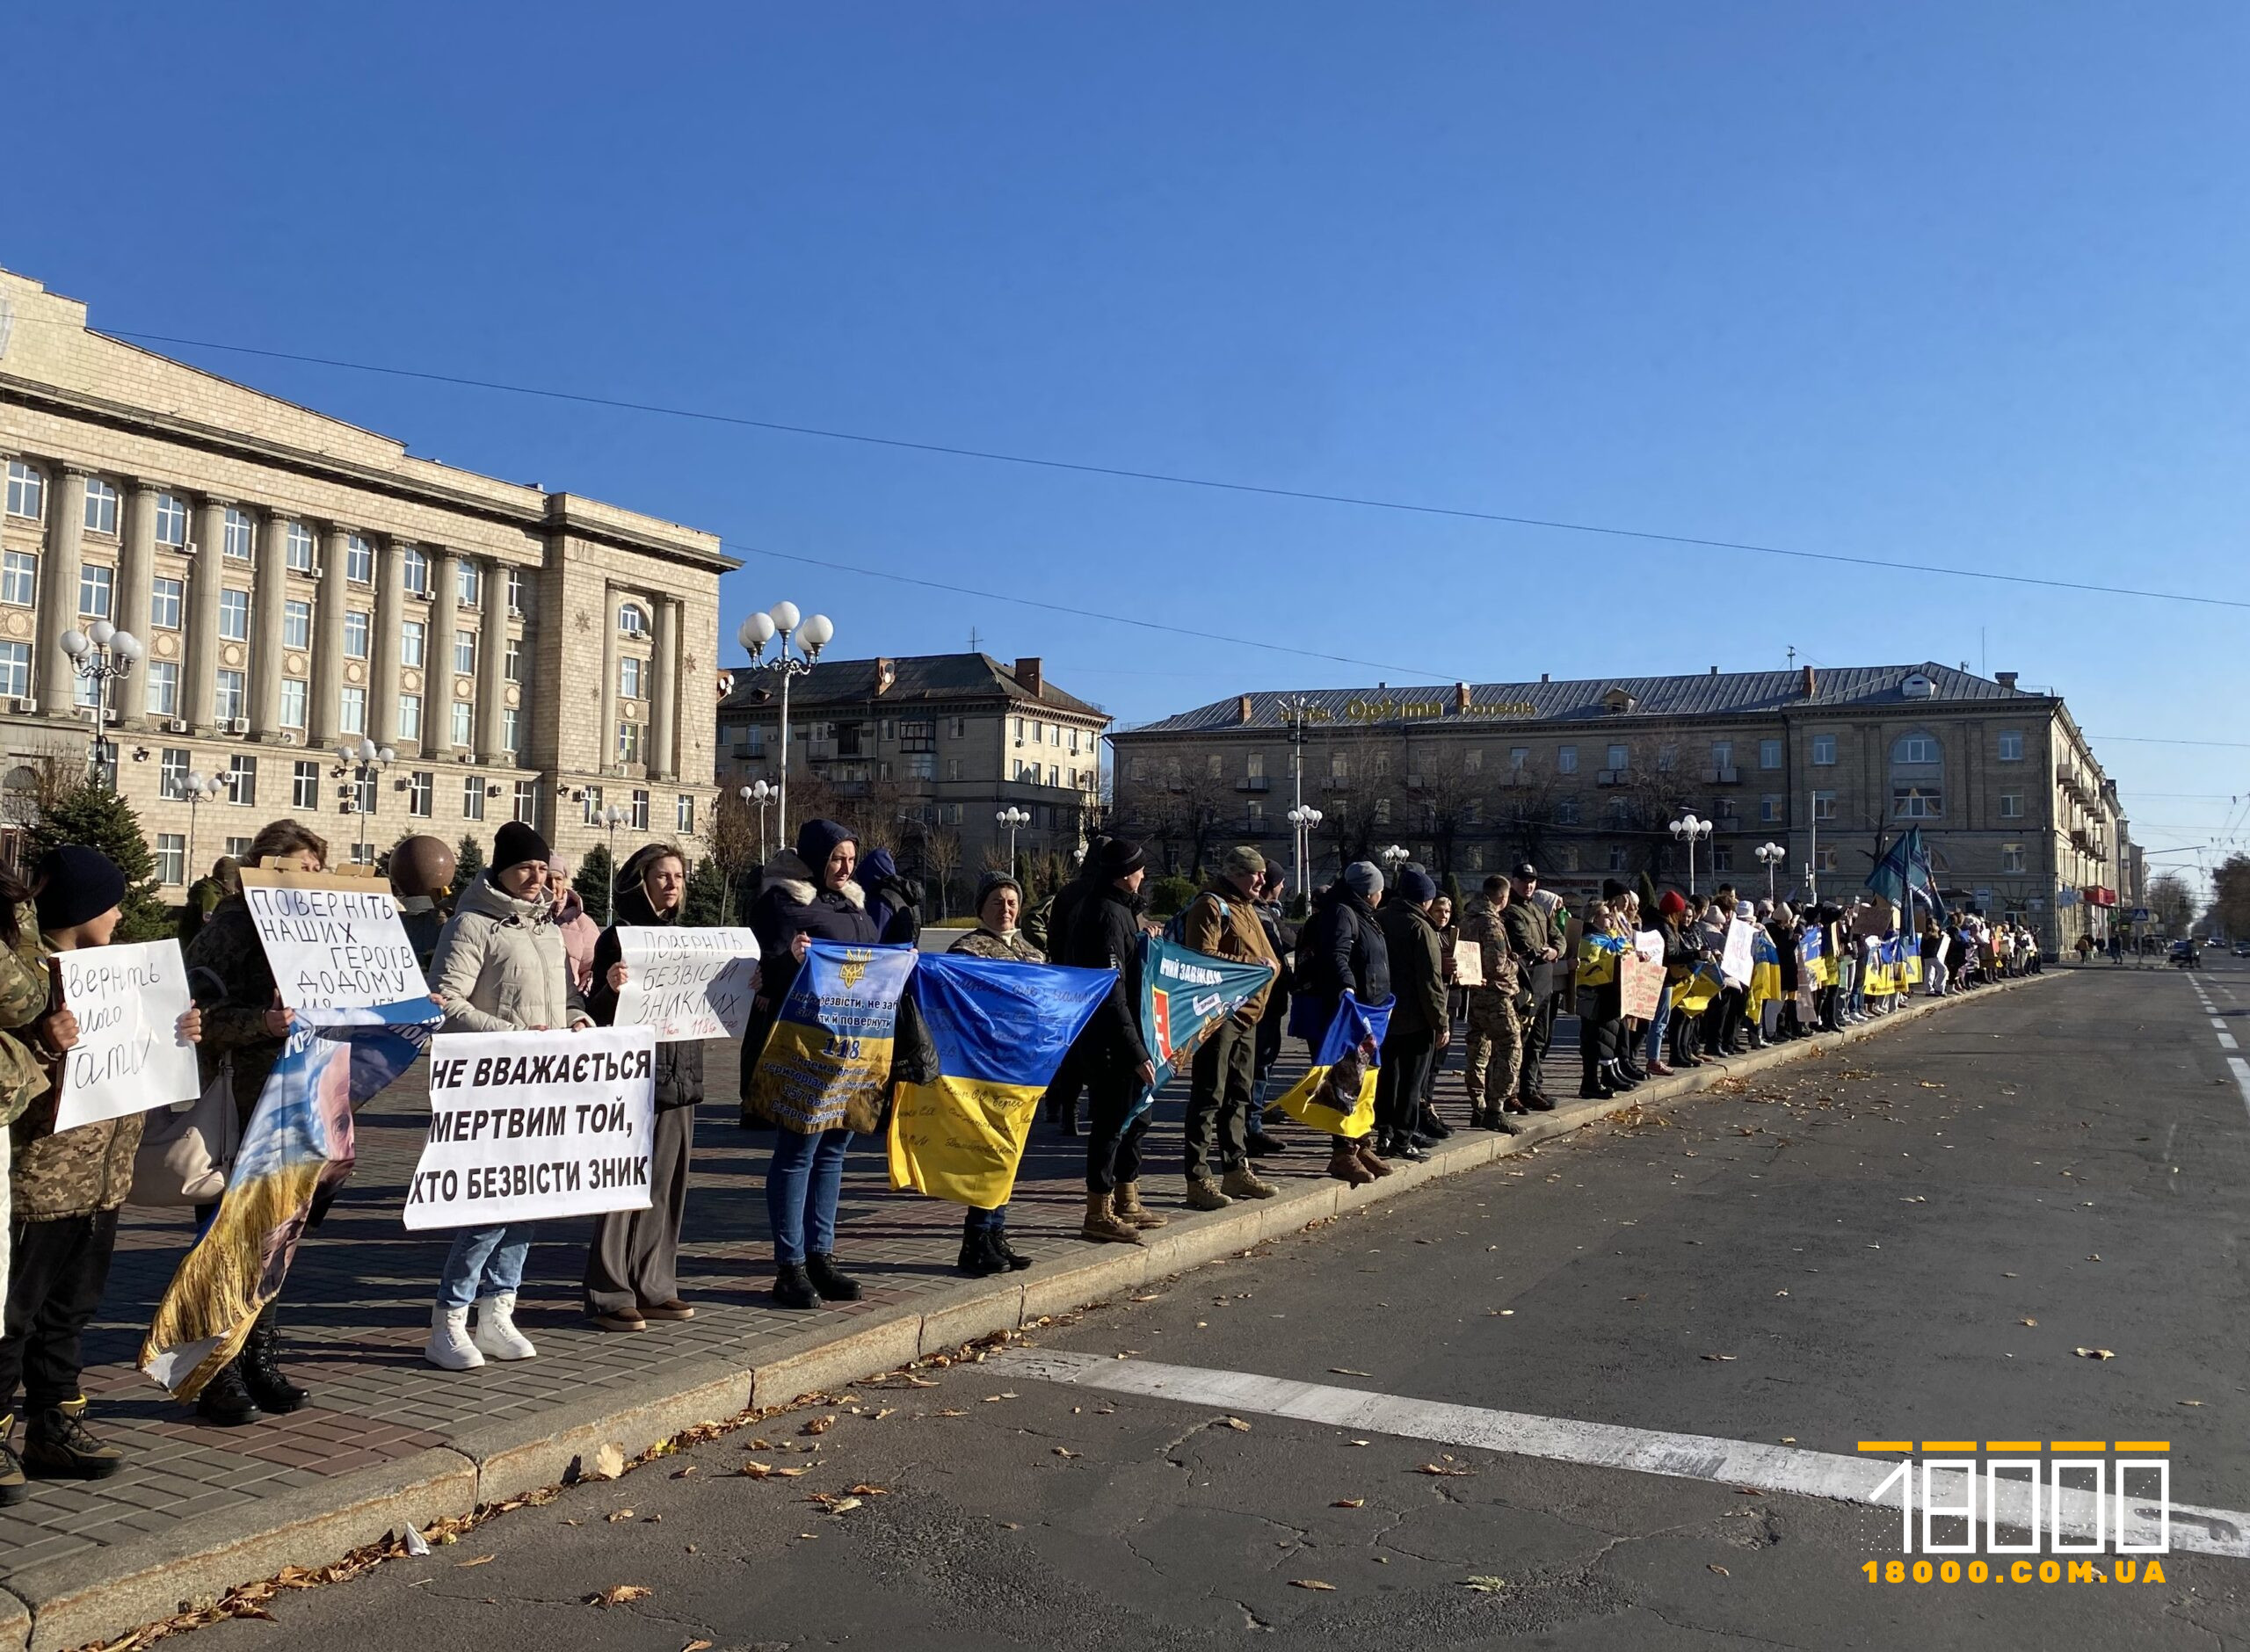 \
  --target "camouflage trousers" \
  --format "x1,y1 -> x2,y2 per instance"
1462,989 -> 1522,1106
